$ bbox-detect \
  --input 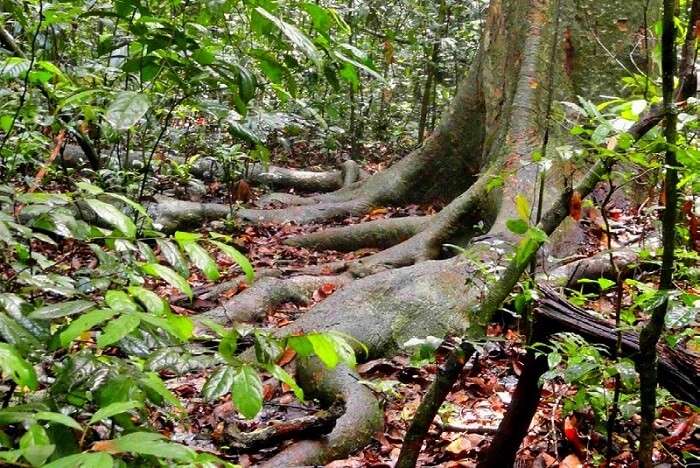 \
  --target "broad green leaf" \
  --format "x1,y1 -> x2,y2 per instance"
59,309 -> 116,347
57,89 -> 103,111
325,333 -> 356,367
20,424 -> 54,466
254,7 -> 322,68
202,367 -> 235,401
104,290 -> 139,314
104,193 -> 150,220
142,263 -> 192,299
0,343 -> 38,390
218,331 -> 238,363
29,300 -> 95,320
180,242 -> 219,281
210,240 -> 254,283
165,315 -> 194,341
307,333 -> 339,368
287,335 -> 314,357
232,365 -> 263,418
34,412 -> 82,430
105,91 -> 150,131
96,314 -> 140,348
74,181 -> 103,195
155,239 -> 189,277
515,194 -> 530,221
139,372 -> 182,408
265,364 -> 303,400
89,400 -> 142,425
109,432 -> 194,460
84,199 -> 136,238
506,218 -> 529,235
44,452 -> 114,468
128,287 -> 168,315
